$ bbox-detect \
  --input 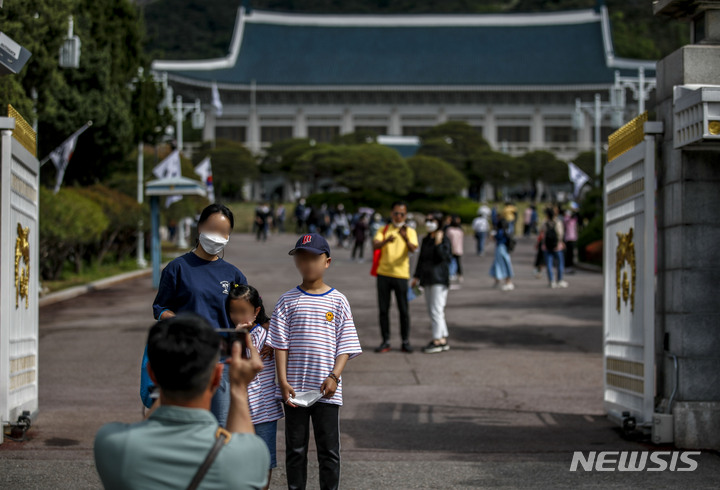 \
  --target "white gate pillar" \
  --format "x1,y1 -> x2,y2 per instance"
0,107 -> 40,444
